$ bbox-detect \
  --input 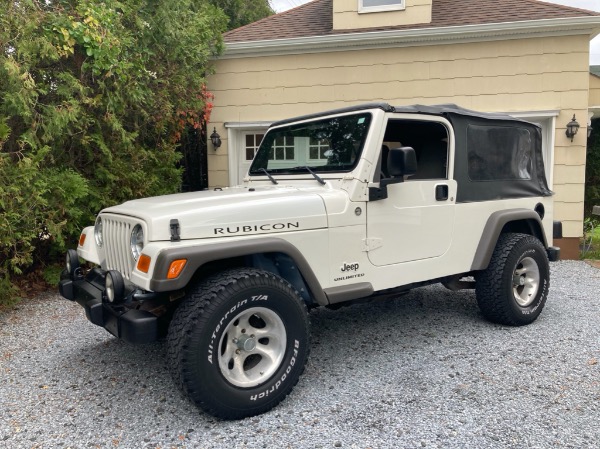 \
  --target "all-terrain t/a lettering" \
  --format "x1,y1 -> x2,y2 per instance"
250,340 -> 300,401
